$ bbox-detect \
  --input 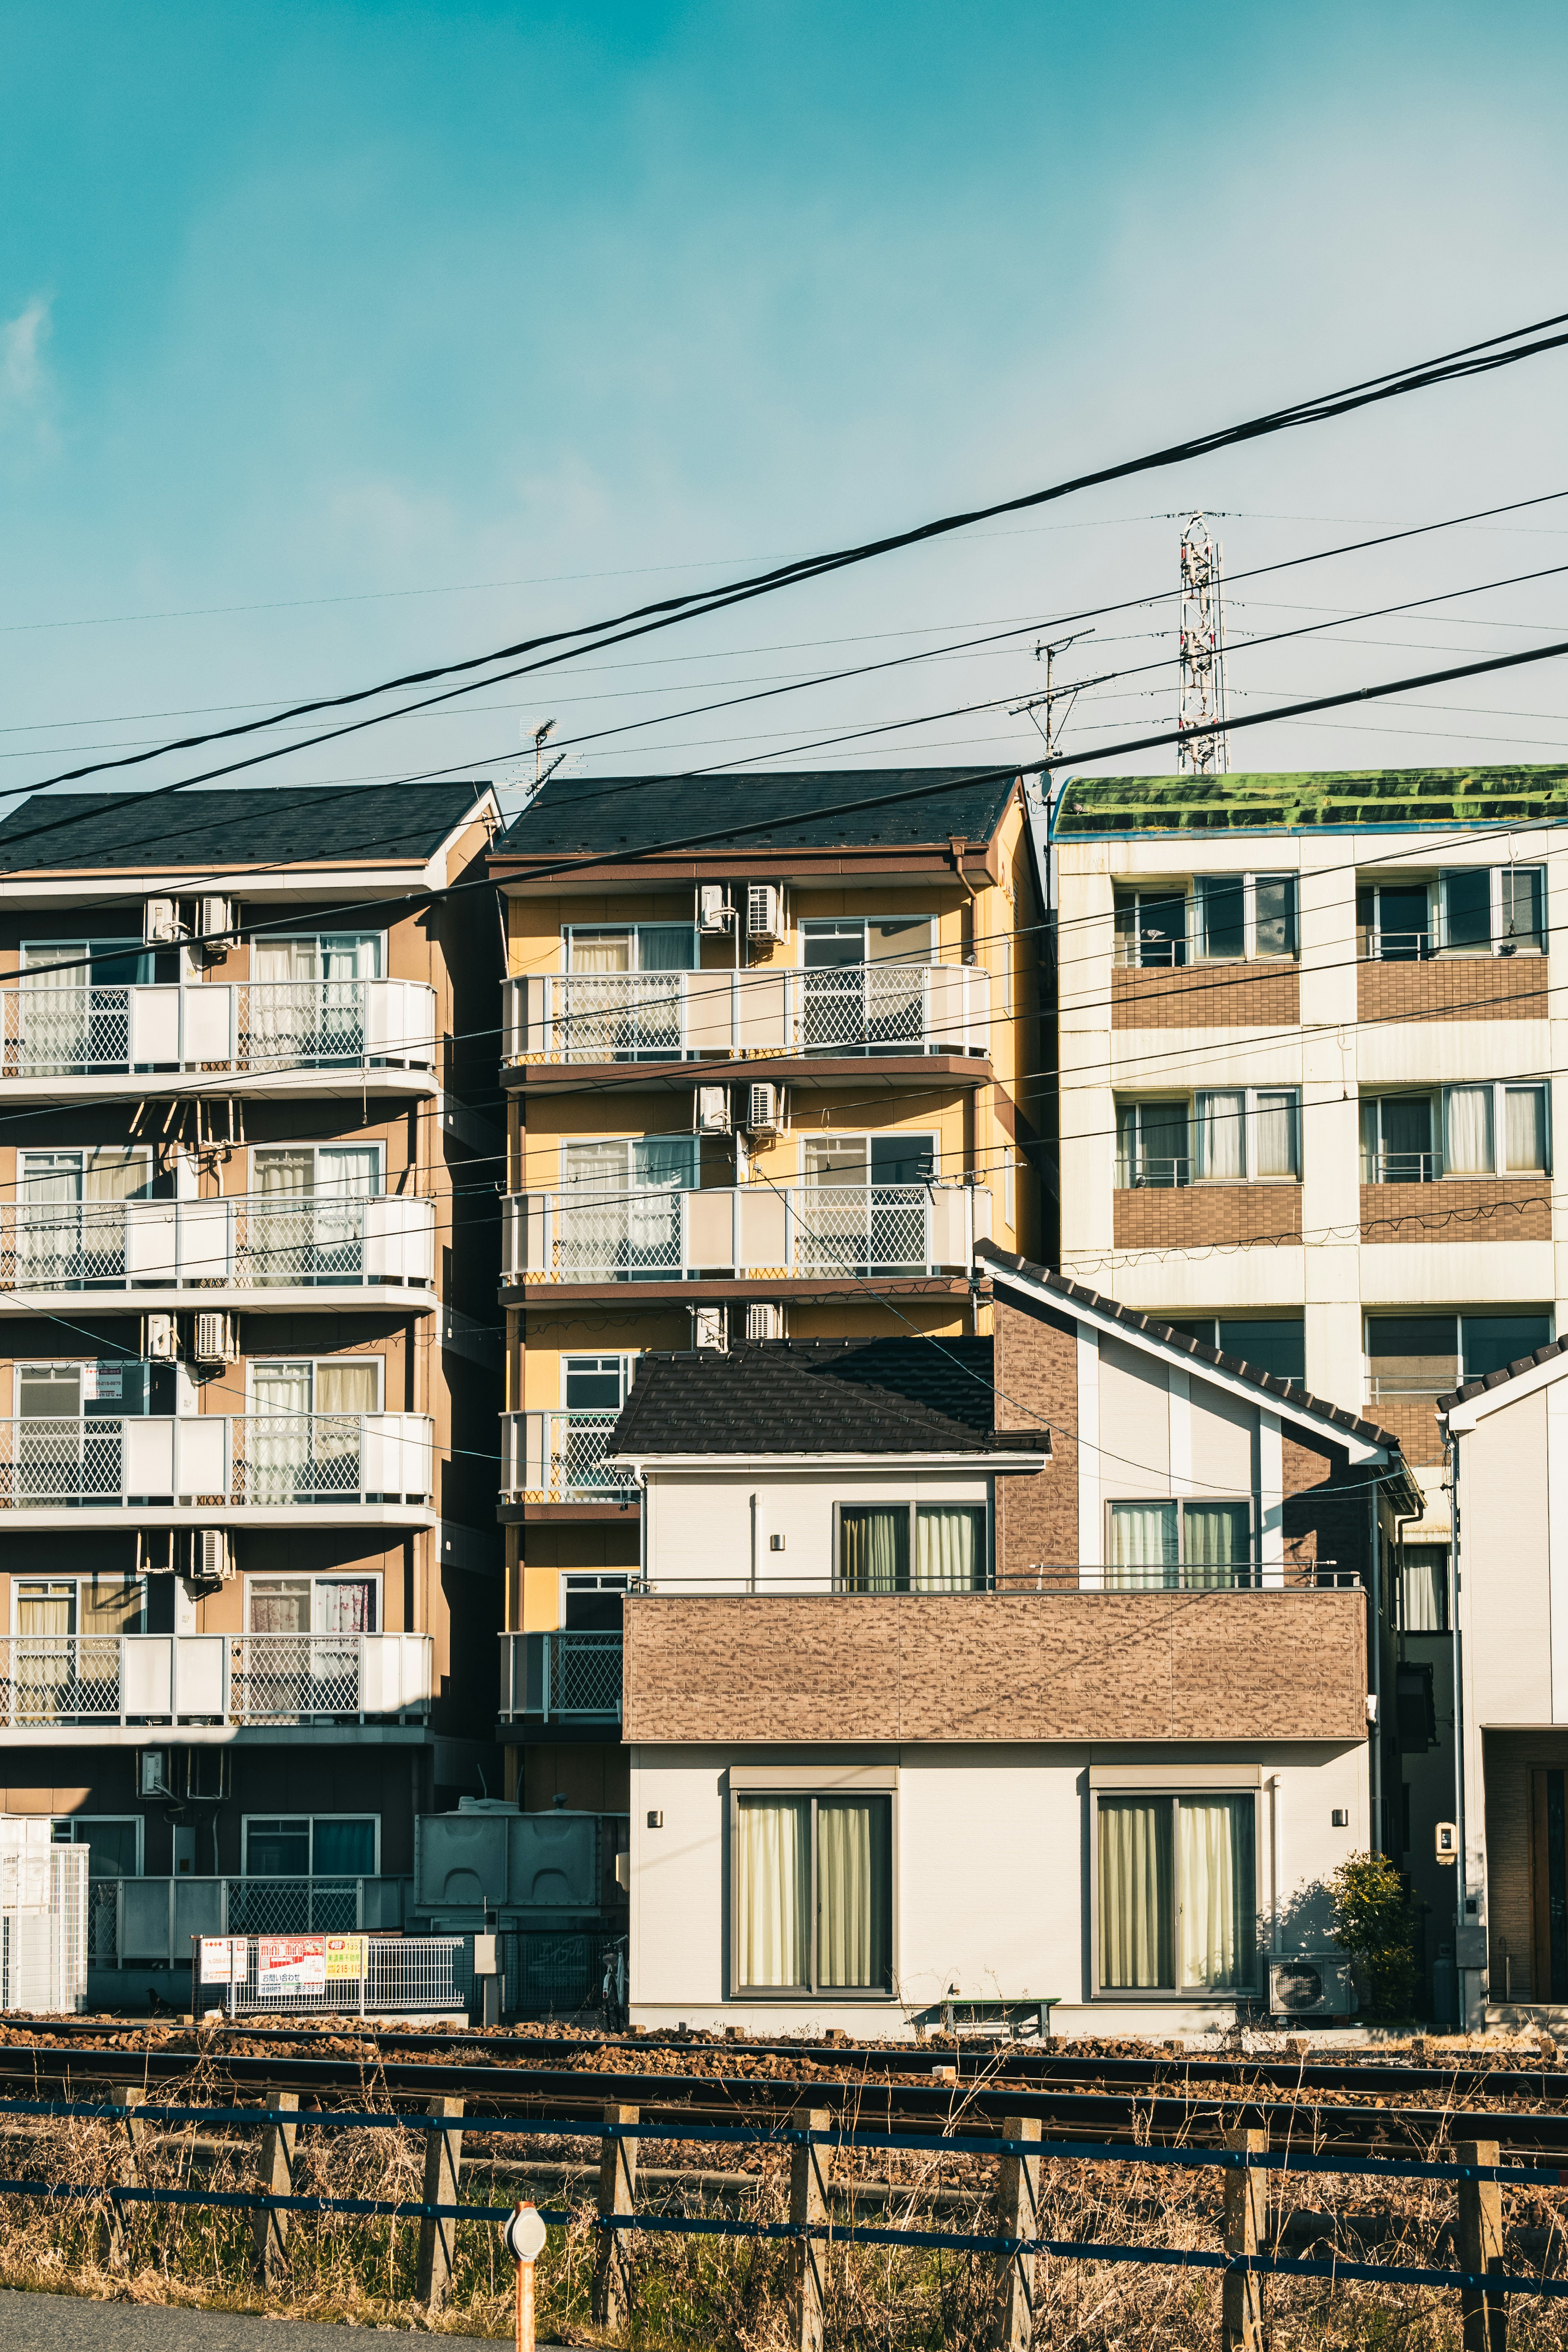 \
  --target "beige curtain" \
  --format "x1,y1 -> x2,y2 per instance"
914,1507 -> 981,1592
249,1150 -> 313,1286
1180,1503 -> 1250,1589
1177,1799 -> 1254,1990
1196,1092 -> 1245,1179
80,1576 -> 143,1635
737,1797 -> 809,1987
85,1148 -> 150,1202
1108,1503 -> 1177,1589
1445,1086 -> 1494,1175
1506,1087 -> 1547,1173
1098,1799 -> 1172,1989
816,1798 -> 887,1989
316,1359 -> 379,1416
568,933 -> 632,974
839,1507 -> 907,1592
250,1362 -> 311,1498
253,941 -> 319,983
1252,1093 -> 1296,1178
1401,1547 -> 1448,1631
17,1152 -> 80,1282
